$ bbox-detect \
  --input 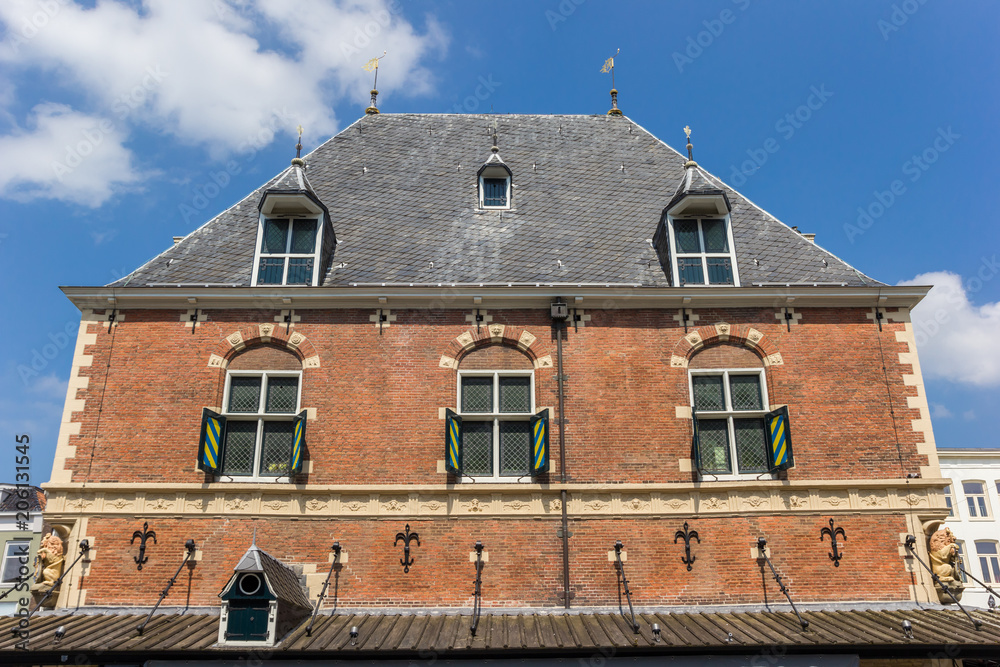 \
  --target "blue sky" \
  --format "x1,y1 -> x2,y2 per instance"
1,0 -> 998,482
